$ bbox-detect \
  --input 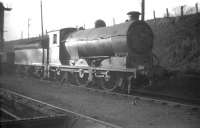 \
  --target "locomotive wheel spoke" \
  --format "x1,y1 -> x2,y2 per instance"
99,73 -> 124,92
74,73 -> 91,86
